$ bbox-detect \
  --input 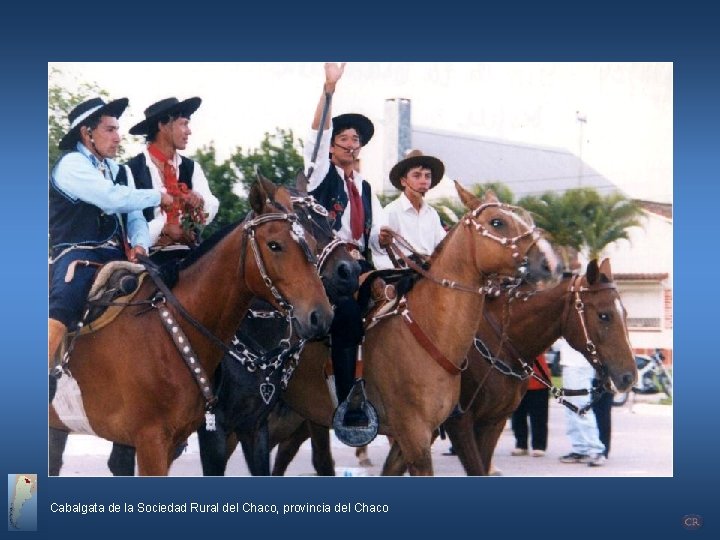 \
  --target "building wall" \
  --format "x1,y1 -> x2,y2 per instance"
602,210 -> 673,358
